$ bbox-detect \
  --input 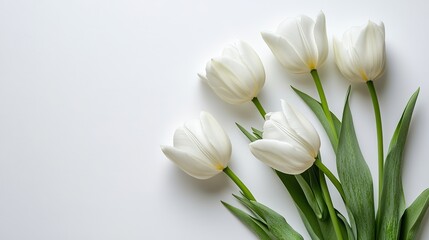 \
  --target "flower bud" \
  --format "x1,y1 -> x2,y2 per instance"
262,12 -> 328,74
199,41 -> 265,104
333,21 -> 386,82
161,112 -> 231,179
250,100 -> 320,174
